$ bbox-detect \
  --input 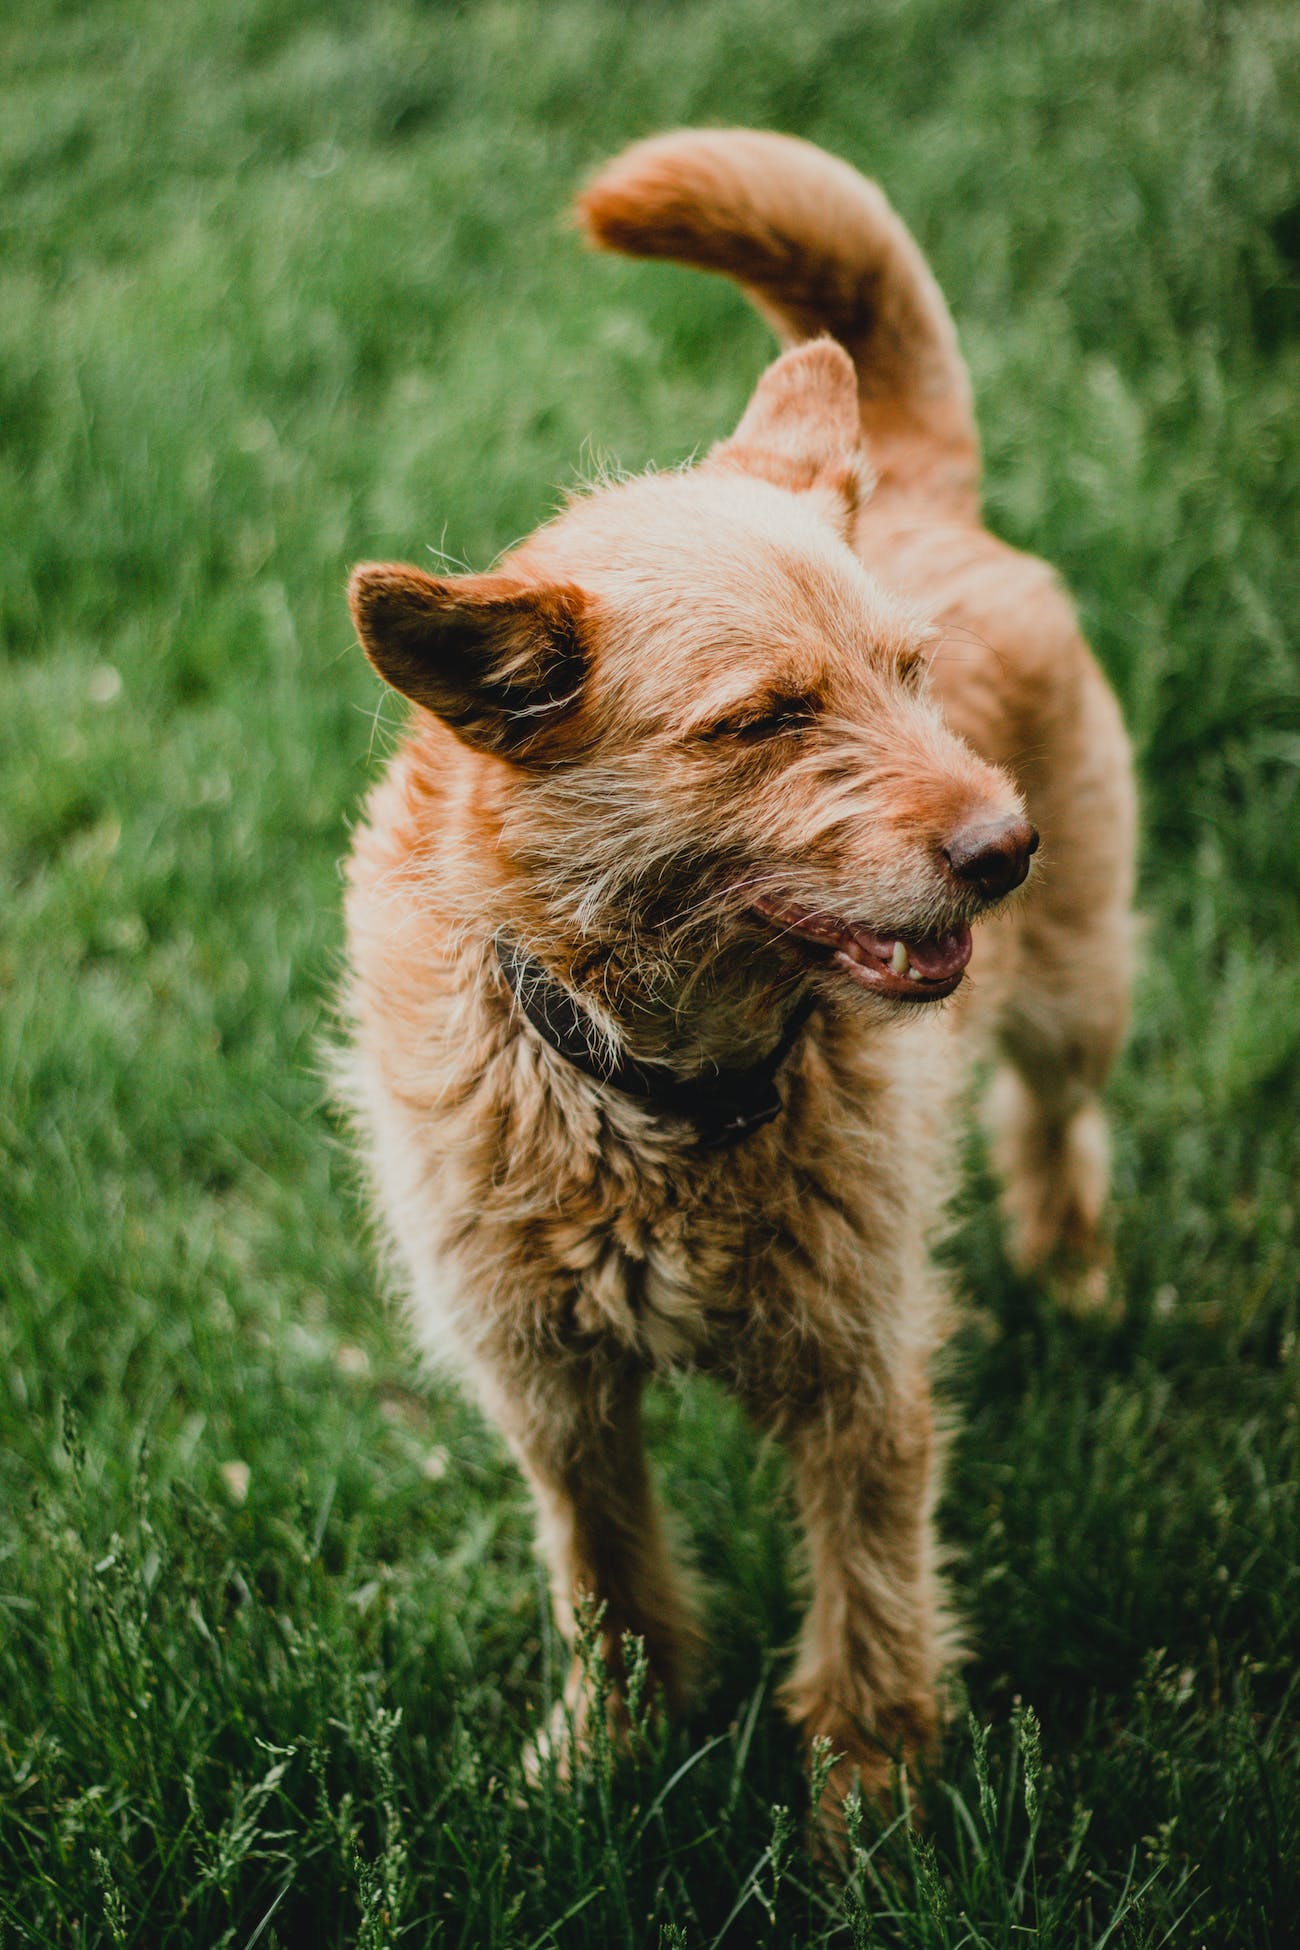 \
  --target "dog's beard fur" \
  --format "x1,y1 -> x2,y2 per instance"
495,696 -> 1008,1070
